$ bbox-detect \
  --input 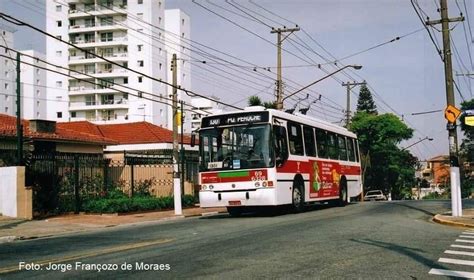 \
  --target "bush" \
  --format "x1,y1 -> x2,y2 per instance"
82,195 -> 197,213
